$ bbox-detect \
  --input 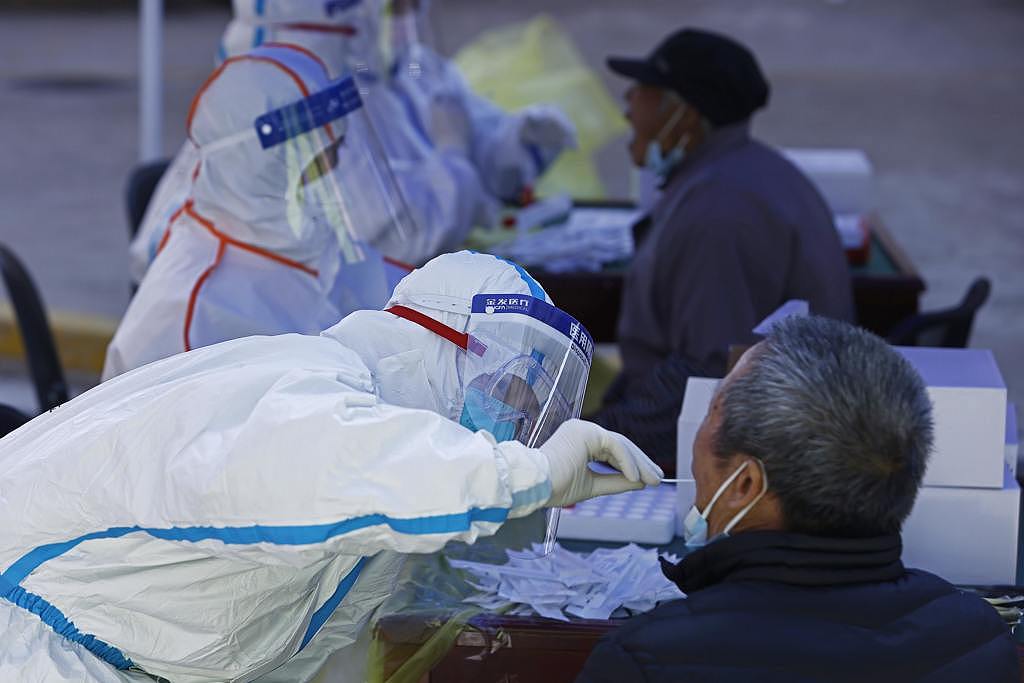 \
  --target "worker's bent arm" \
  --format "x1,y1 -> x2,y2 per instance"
152,374 -> 553,563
